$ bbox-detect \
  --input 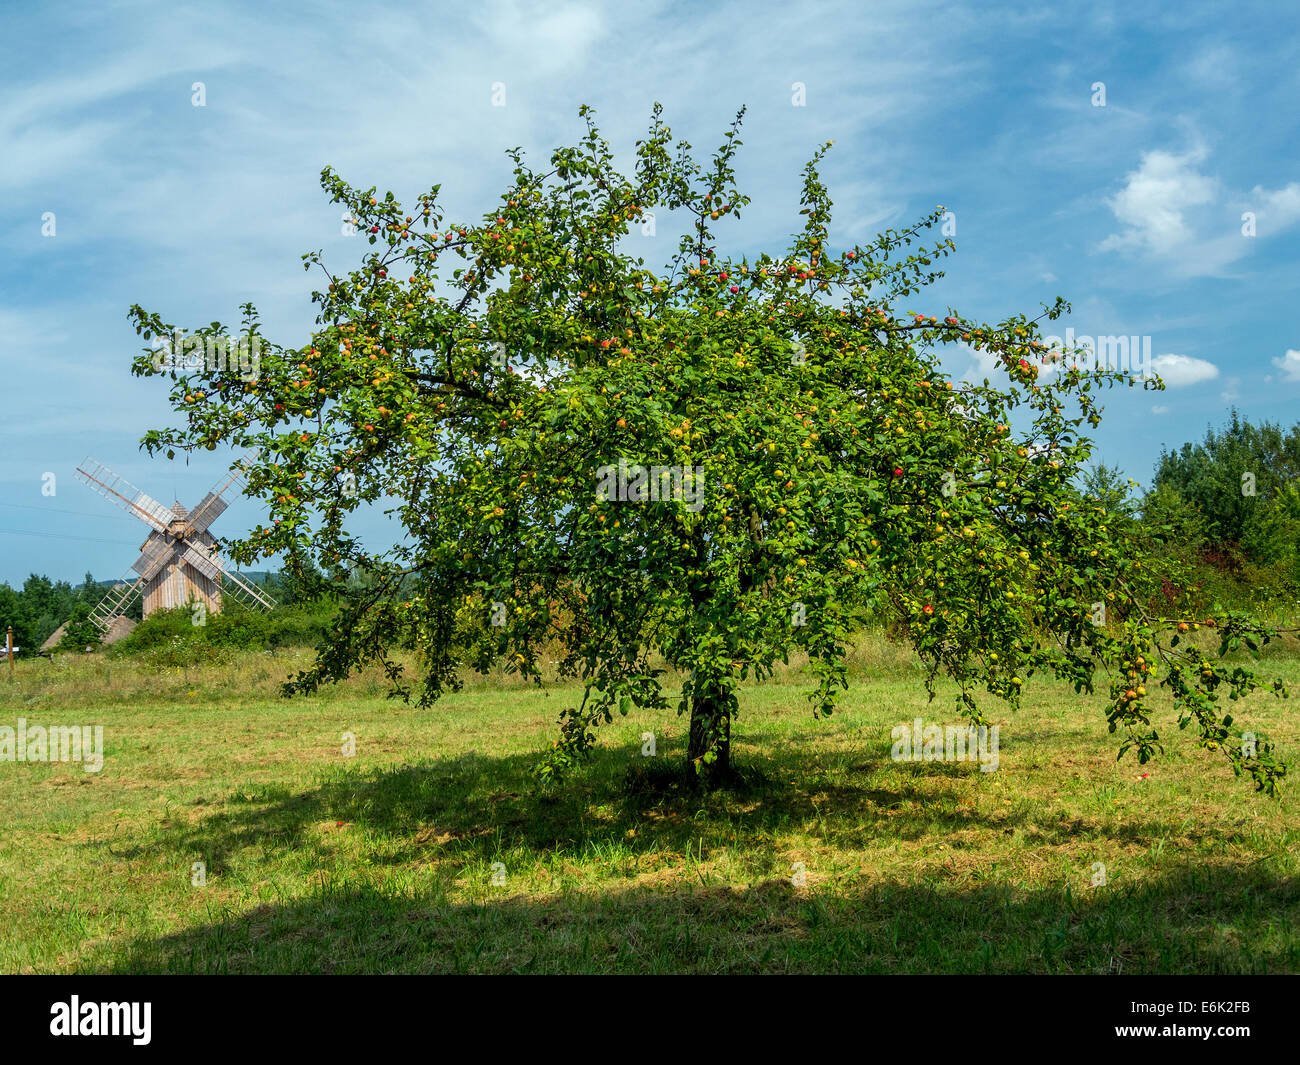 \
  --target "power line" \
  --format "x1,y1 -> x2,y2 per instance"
0,526 -> 144,547
0,501 -> 141,522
